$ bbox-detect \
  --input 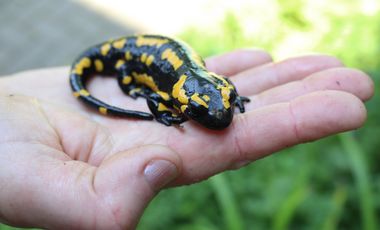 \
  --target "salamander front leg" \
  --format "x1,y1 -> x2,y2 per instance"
146,93 -> 187,126
235,96 -> 250,113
